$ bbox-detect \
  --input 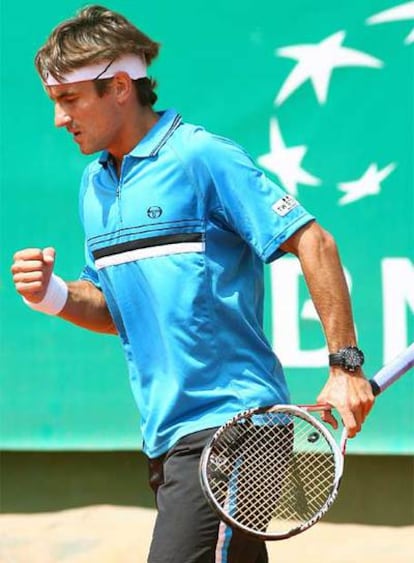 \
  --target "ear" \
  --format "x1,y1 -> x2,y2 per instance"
112,72 -> 132,103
